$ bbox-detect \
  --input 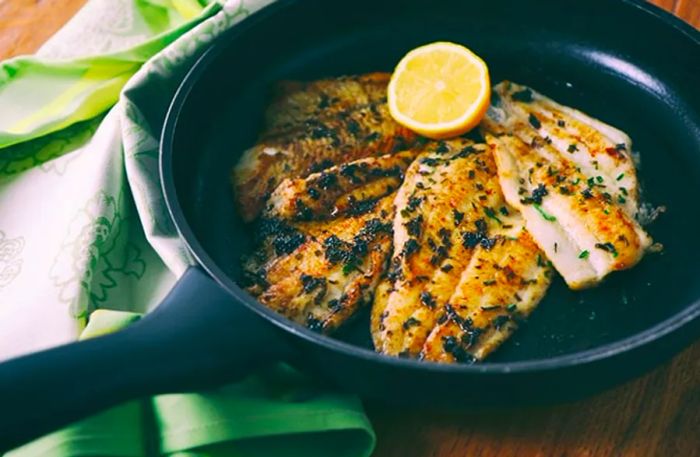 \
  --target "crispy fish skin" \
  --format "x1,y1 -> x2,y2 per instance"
233,75 -> 416,222
481,82 -> 652,289
244,153 -> 420,334
372,139 -> 551,360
